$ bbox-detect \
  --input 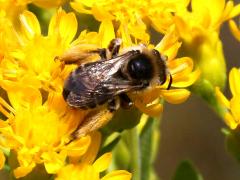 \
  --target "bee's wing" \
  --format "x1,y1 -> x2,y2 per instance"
66,78 -> 143,108
64,50 -> 142,108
